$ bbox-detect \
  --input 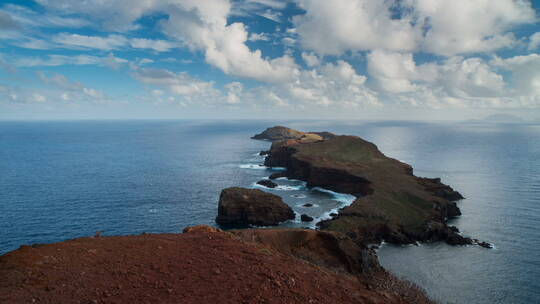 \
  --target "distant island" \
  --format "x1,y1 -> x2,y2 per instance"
483,114 -> 524,122
0,126 -> 491,303
467,113 -> 526,123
